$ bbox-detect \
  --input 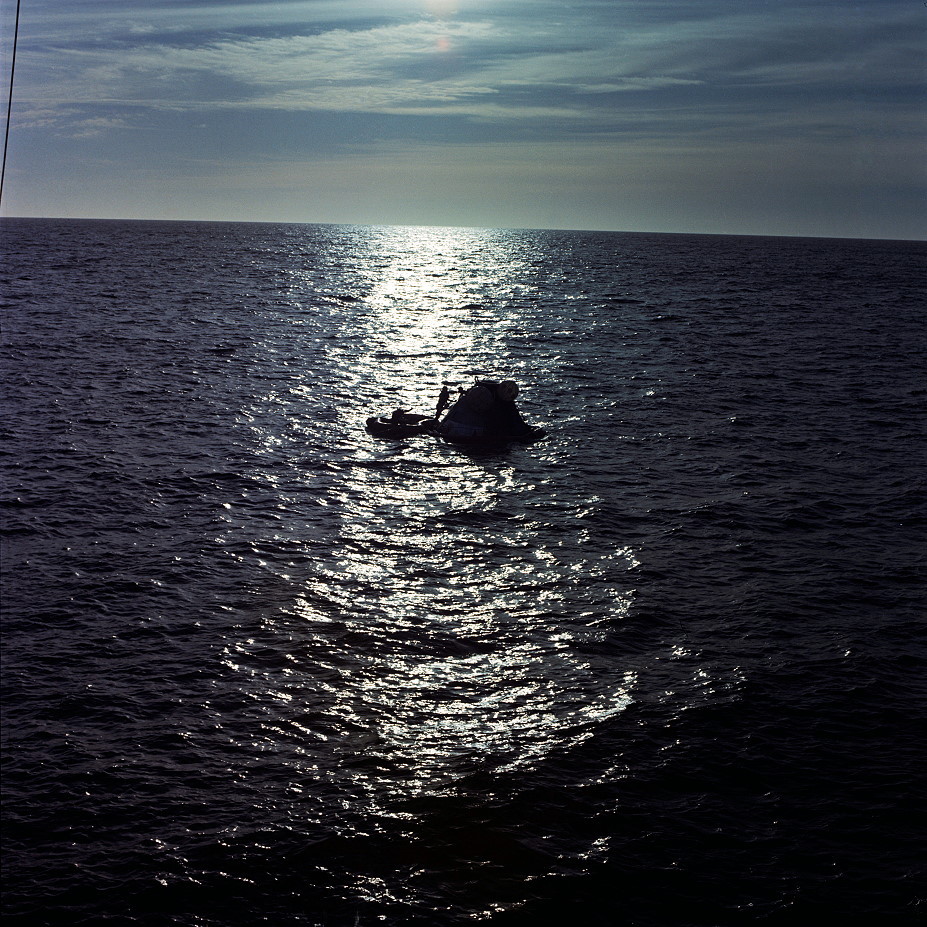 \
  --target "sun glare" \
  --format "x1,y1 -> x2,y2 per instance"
424,0 -> 459,18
